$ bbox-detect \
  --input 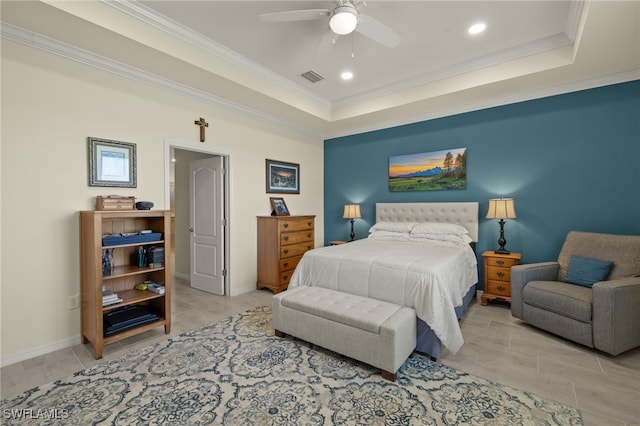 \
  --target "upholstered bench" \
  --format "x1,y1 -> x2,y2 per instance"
272,286 -> 416,381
